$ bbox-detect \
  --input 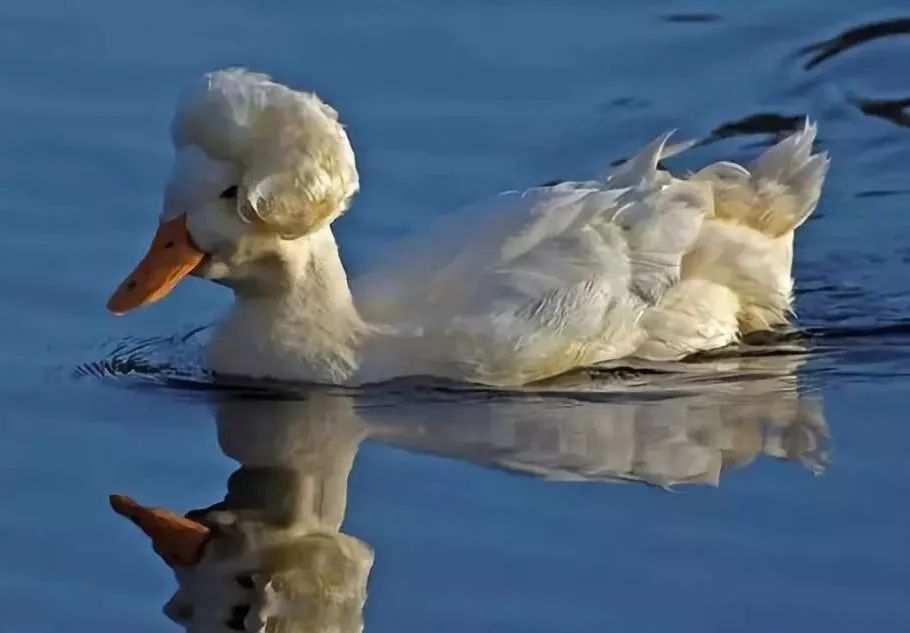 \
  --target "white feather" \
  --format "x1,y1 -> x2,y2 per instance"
354,136 -> 713,385
677,120 -> 830,334
150,69 -> 829,386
